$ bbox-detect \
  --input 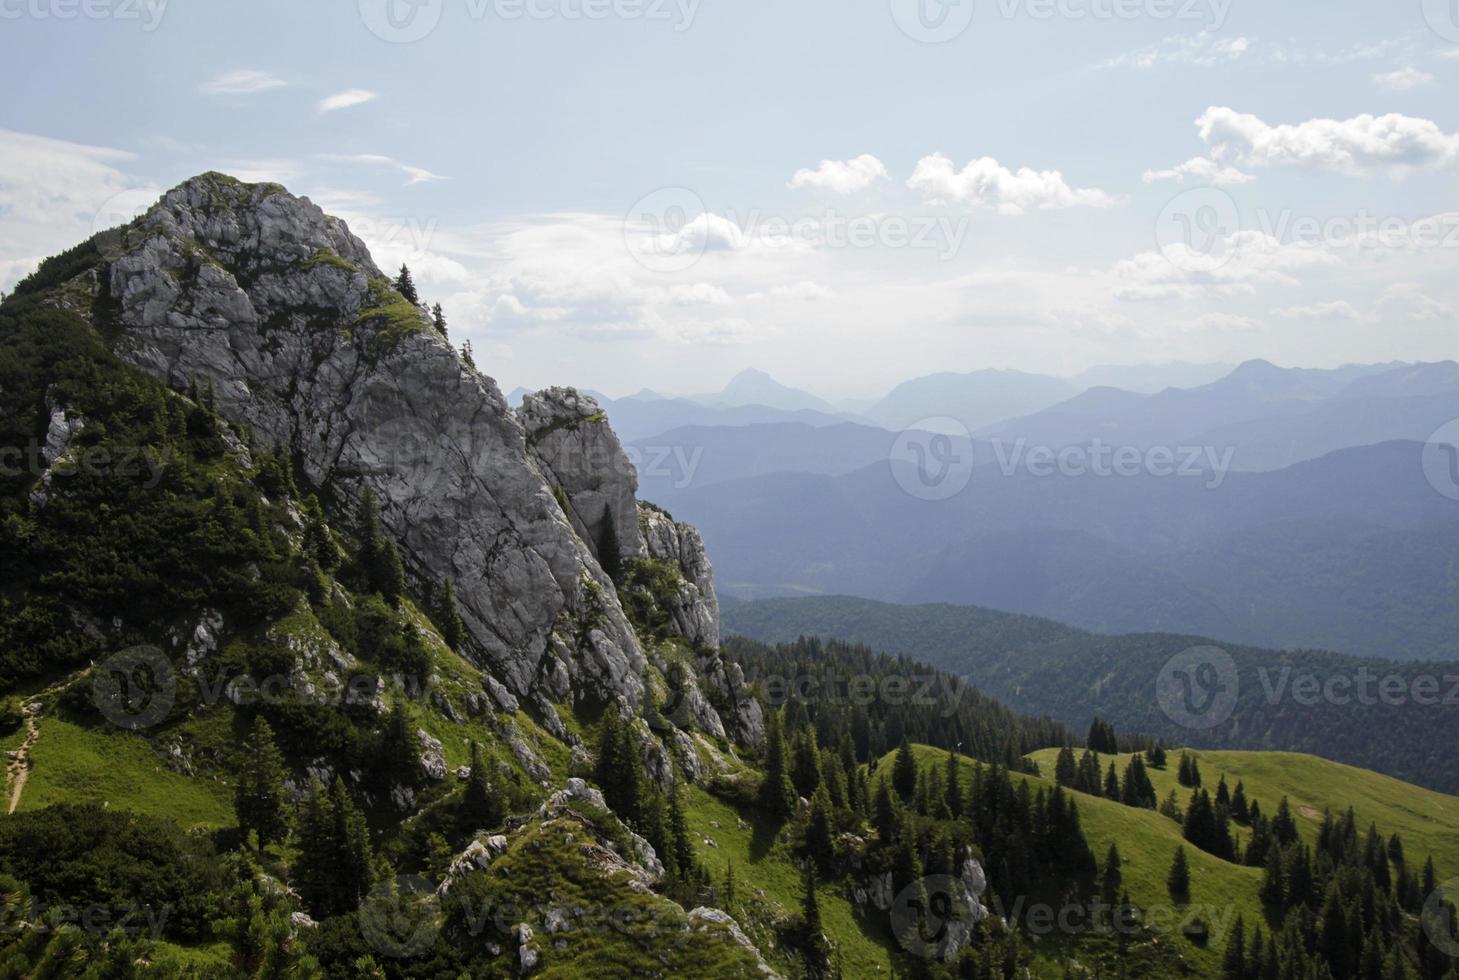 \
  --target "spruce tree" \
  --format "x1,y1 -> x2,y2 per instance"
431,302 -> 447,337
1223,915 -> 1246,980
667,775 -> 694,879
1168,845 -> 1191,903
805,786 -> 835,875
235,716 -> 290,847
394,264 -> 419,304
791,727 -> 822,799
759,709 -> 797,817
1054,745 -> 1077,787
462,741 -> 503,831
892,736 -> 918,799
435,577 -> 466,651
801,863 -> 830,979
